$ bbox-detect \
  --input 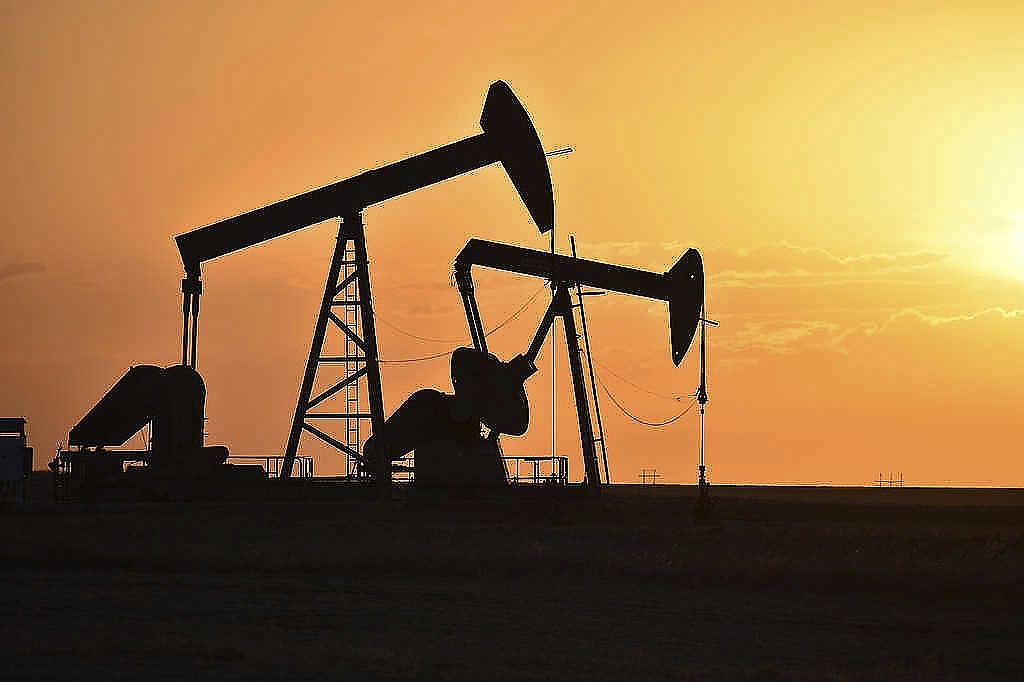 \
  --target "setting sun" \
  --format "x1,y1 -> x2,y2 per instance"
965,214 -> 1024,280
